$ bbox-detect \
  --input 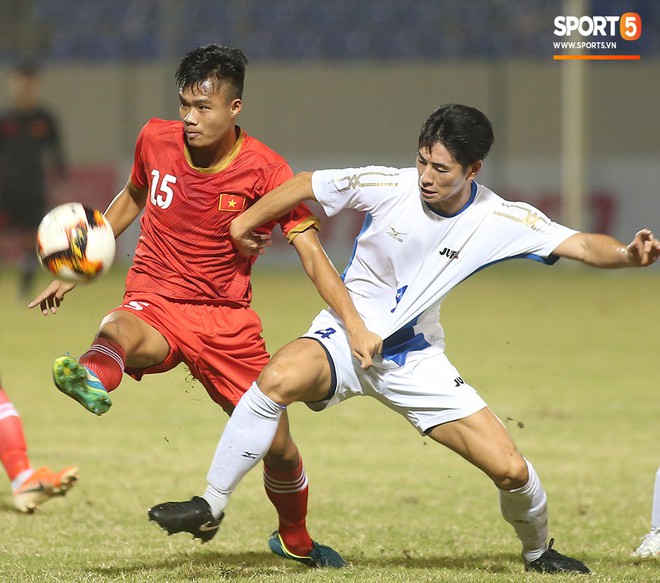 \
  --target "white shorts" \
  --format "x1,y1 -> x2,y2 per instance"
301,310 -> 487,434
